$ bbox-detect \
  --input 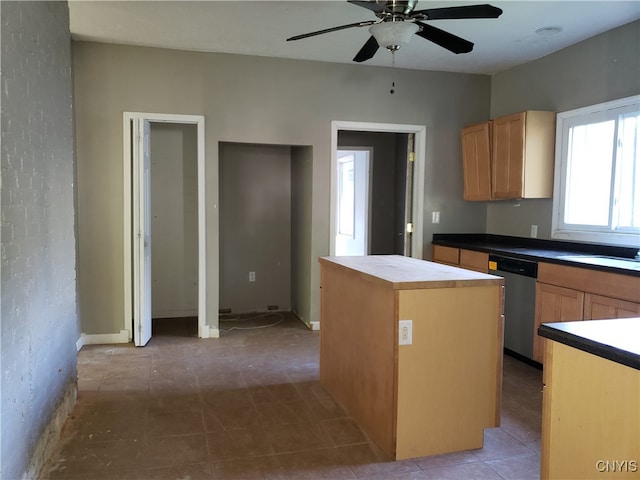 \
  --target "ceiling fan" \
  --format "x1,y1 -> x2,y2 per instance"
286,0 -> 503,63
